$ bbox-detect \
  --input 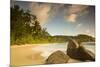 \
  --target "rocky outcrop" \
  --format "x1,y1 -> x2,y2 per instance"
67,39 -> 95,61
45,50 -> 69,64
